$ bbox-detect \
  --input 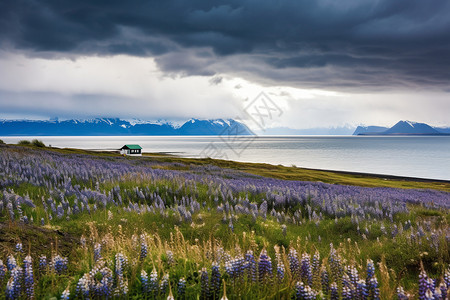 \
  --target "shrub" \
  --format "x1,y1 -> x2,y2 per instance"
0,139 -> 4,144
32,139 -> 46,147
18,140 -> 31,145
